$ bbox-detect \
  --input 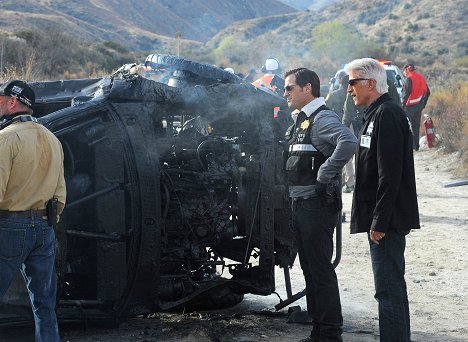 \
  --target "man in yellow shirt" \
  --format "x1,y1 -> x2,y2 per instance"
0,80 -> 66,342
